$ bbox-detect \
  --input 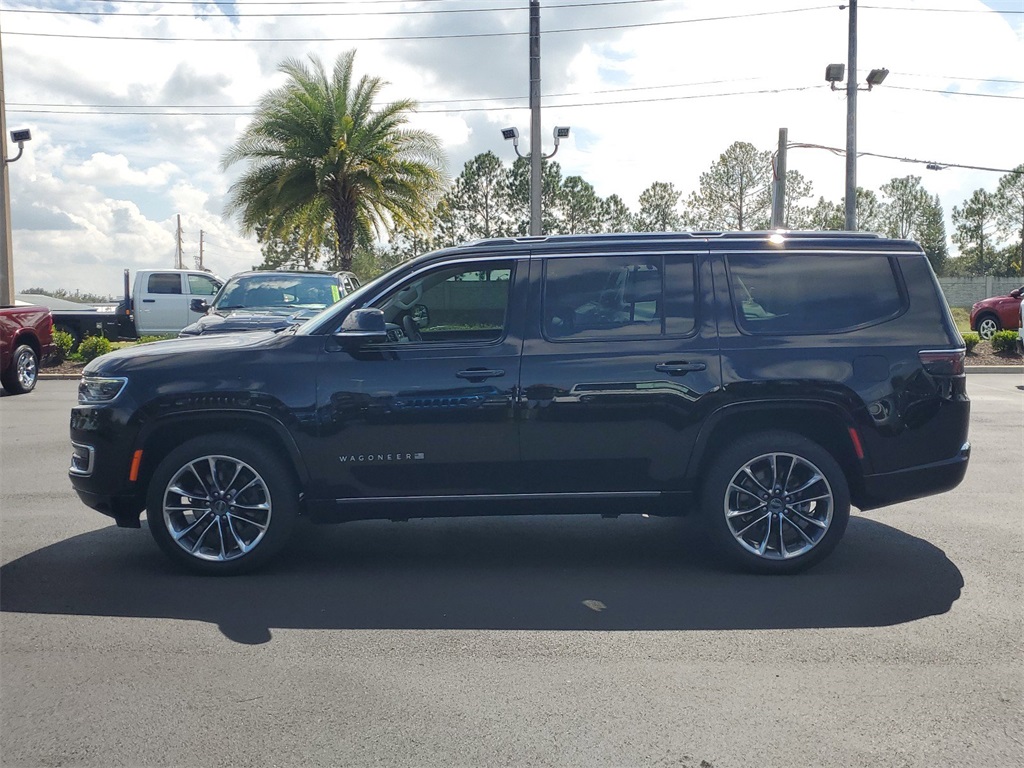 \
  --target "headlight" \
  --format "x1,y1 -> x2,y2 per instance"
78,376 -> 128,404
